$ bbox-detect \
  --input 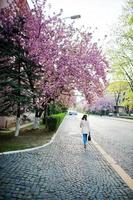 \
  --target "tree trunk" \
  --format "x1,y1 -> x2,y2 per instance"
43,105 -> 48,124
15,117 -> 21,136
33,116 -> 40,129
33,109 -> 43,129
15,103 -> 21,136
15,60 -> 21,136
